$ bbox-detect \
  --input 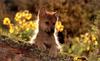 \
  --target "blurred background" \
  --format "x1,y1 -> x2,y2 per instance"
0,0 -> 100,61
0,0 -> 100,36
